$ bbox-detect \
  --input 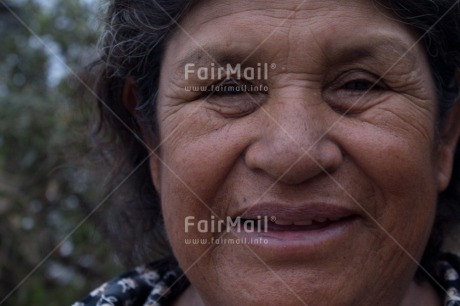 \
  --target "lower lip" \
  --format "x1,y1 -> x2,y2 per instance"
232,217 -> 359,256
